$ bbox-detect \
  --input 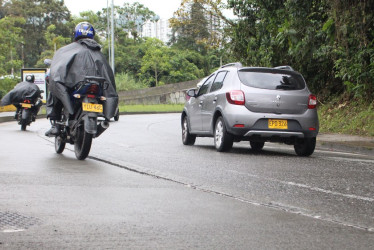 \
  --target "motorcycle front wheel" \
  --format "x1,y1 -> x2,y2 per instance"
55,136 -> 66,154
74,121 -> 93,160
